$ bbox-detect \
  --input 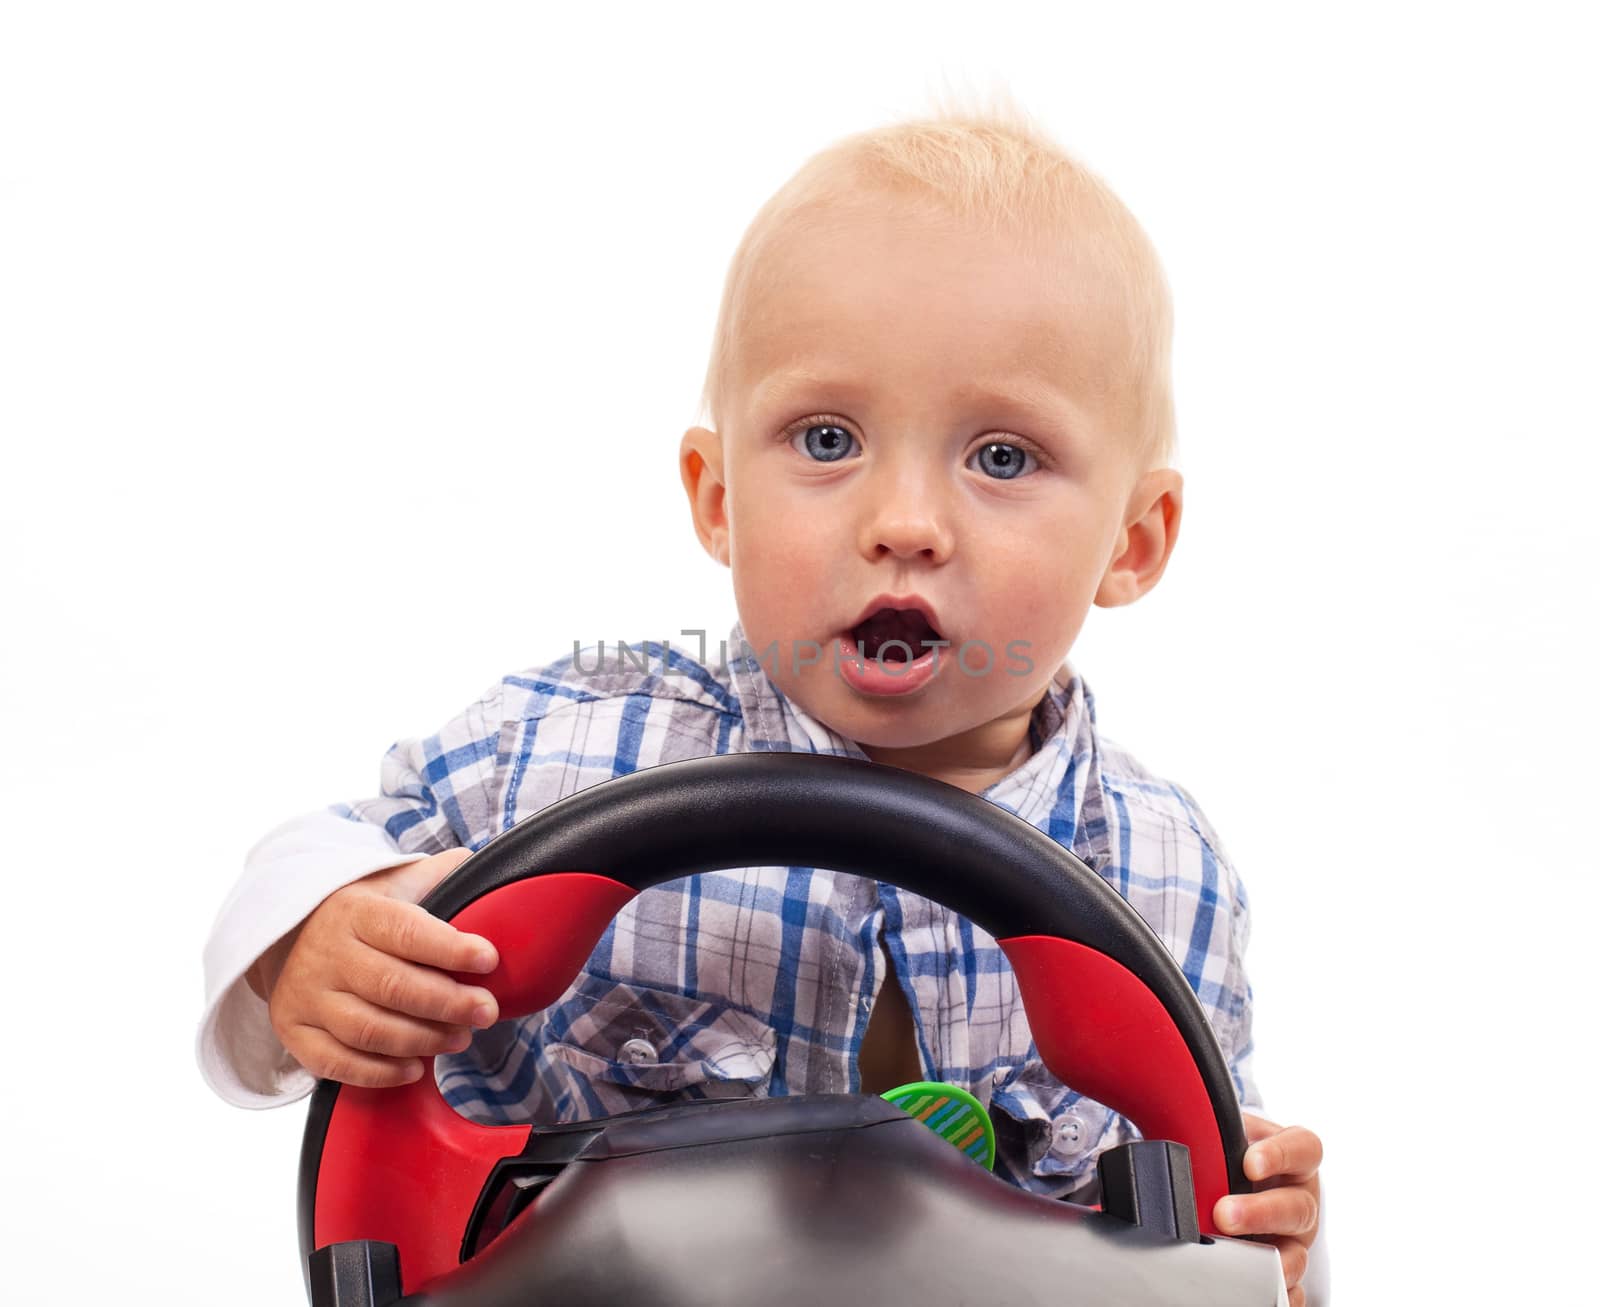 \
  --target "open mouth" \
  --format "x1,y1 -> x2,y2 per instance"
849,607 -> 945,663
